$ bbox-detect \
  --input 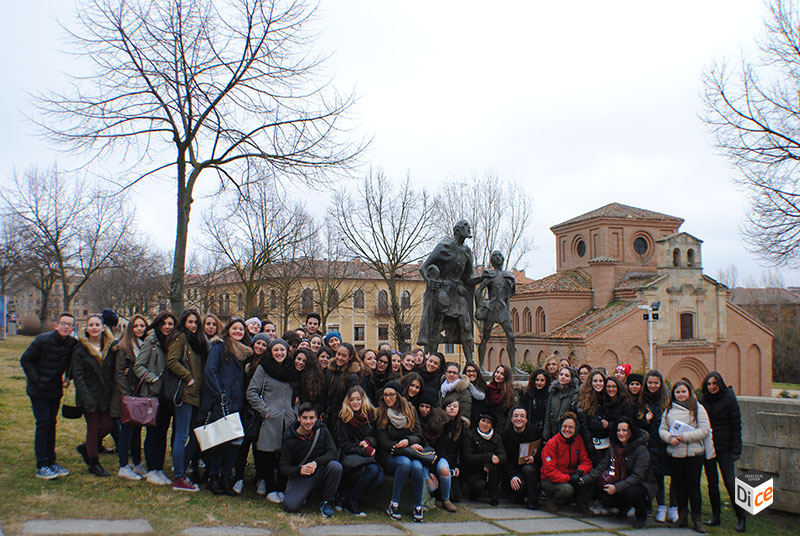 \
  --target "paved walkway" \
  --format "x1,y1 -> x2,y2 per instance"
12,504 -> 699,535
